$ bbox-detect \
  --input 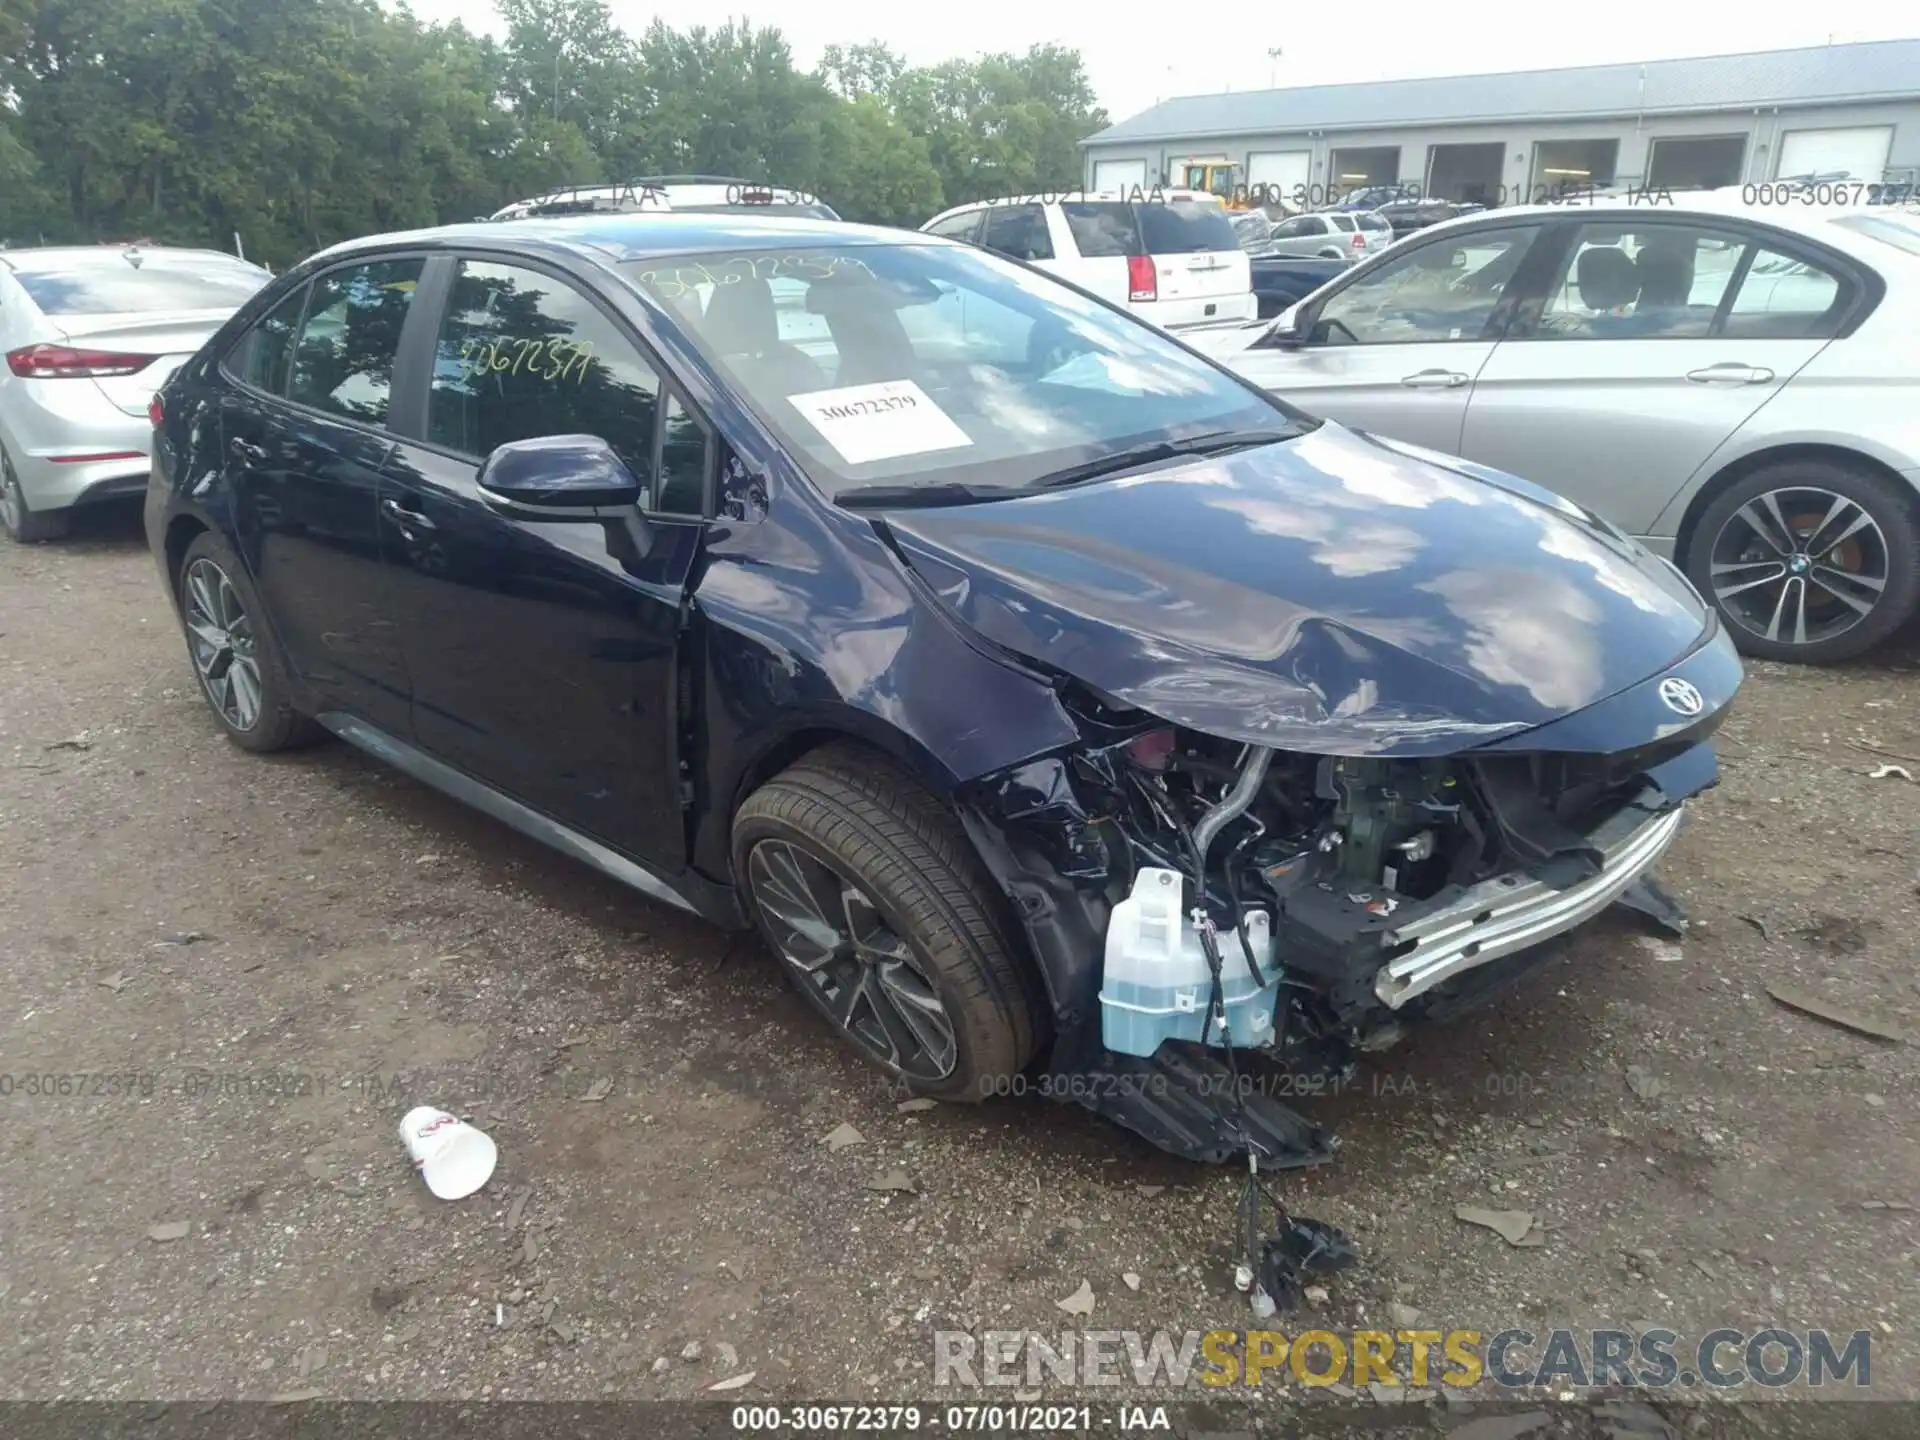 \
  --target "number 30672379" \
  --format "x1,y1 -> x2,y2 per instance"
457,337 -> 596,381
